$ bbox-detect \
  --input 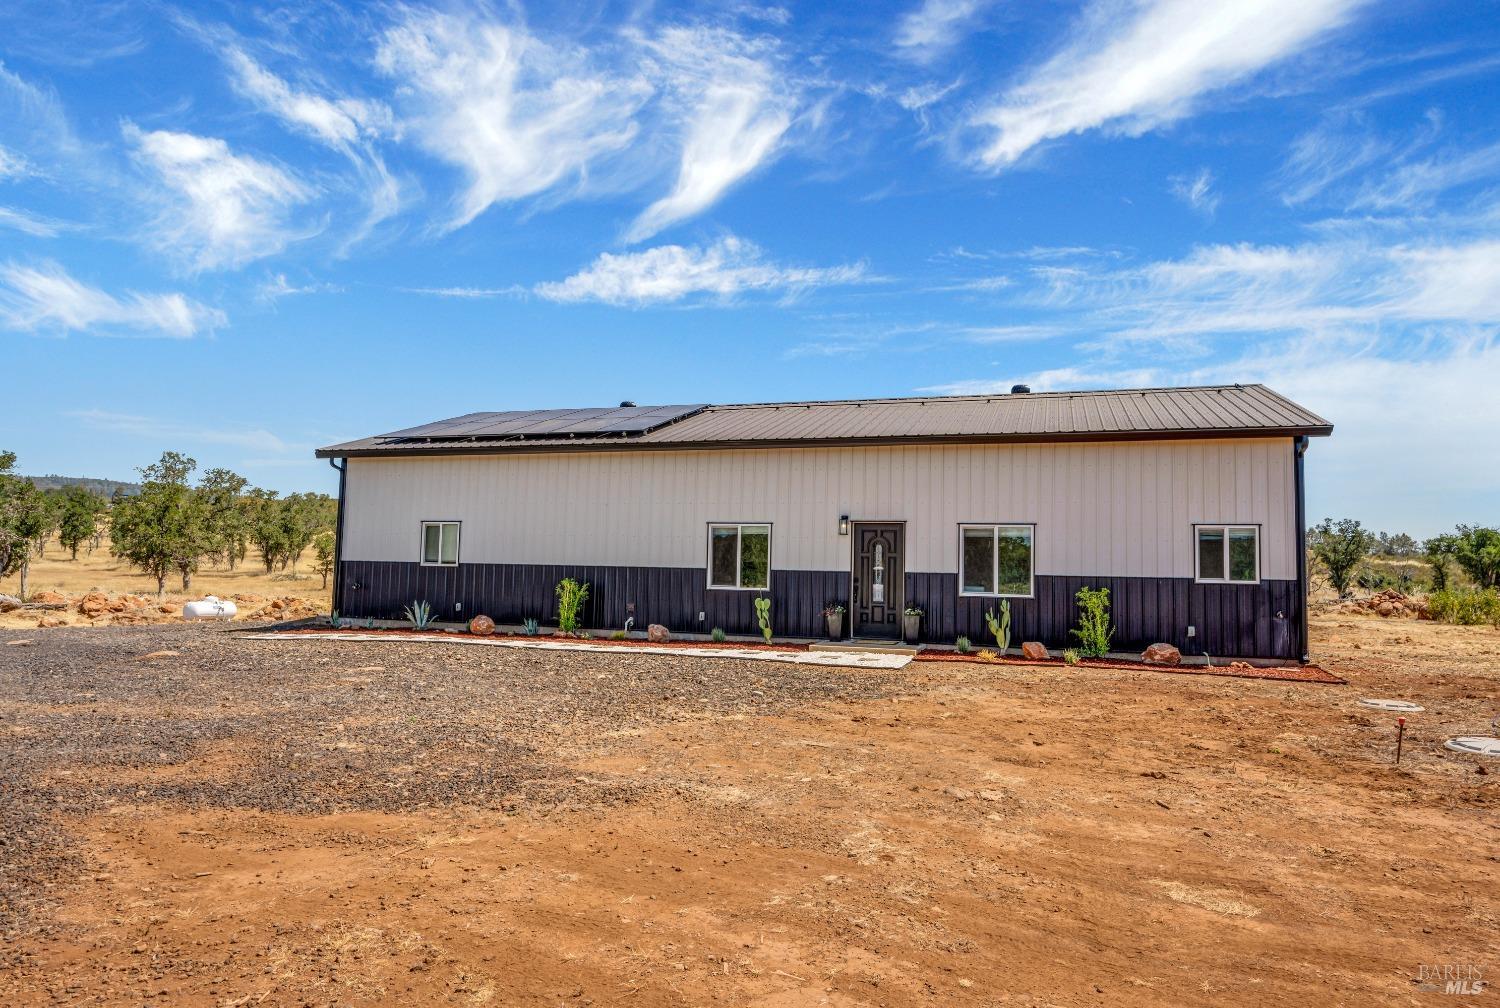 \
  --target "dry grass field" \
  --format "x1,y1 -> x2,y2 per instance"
0,537 -> 329,630
1,608 -> 1496,1006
